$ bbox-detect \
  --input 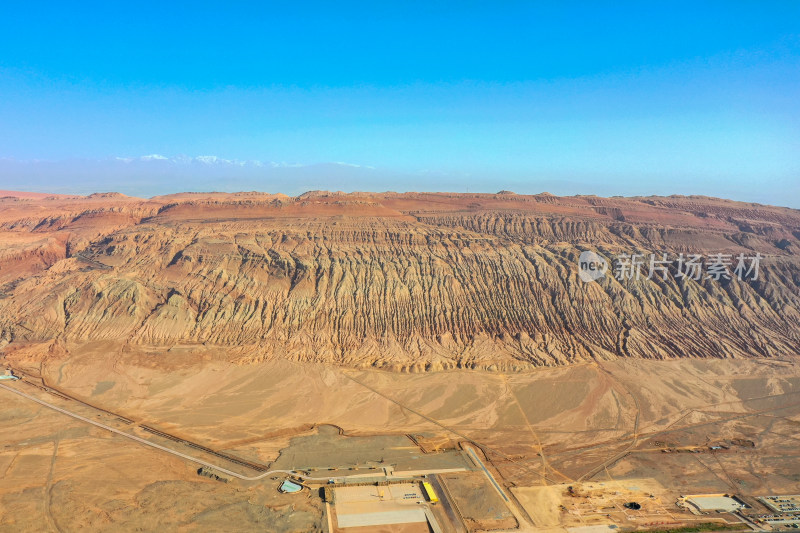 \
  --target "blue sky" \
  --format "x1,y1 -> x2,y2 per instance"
1,1 -> 798,205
